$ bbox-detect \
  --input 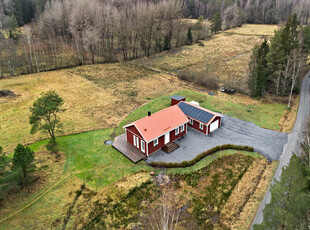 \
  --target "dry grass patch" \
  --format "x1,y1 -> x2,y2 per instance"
217,158 -> 278,230
223,24 -> 279,36
1,175 -> 84,230
0,150 -> 65,218
133,24 -> 278,91
278,95 -> 299,132
0,63 -> 181,152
